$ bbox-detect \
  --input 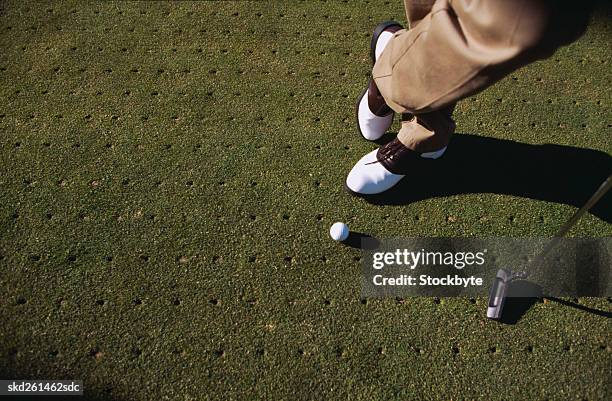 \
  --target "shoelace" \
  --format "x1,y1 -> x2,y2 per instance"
365,141 -> 401,166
